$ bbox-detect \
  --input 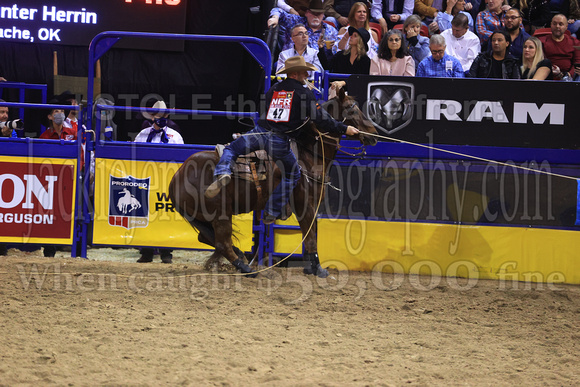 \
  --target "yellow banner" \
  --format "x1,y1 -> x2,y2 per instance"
92,158 -> 252,251
0,156 -> 77,244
